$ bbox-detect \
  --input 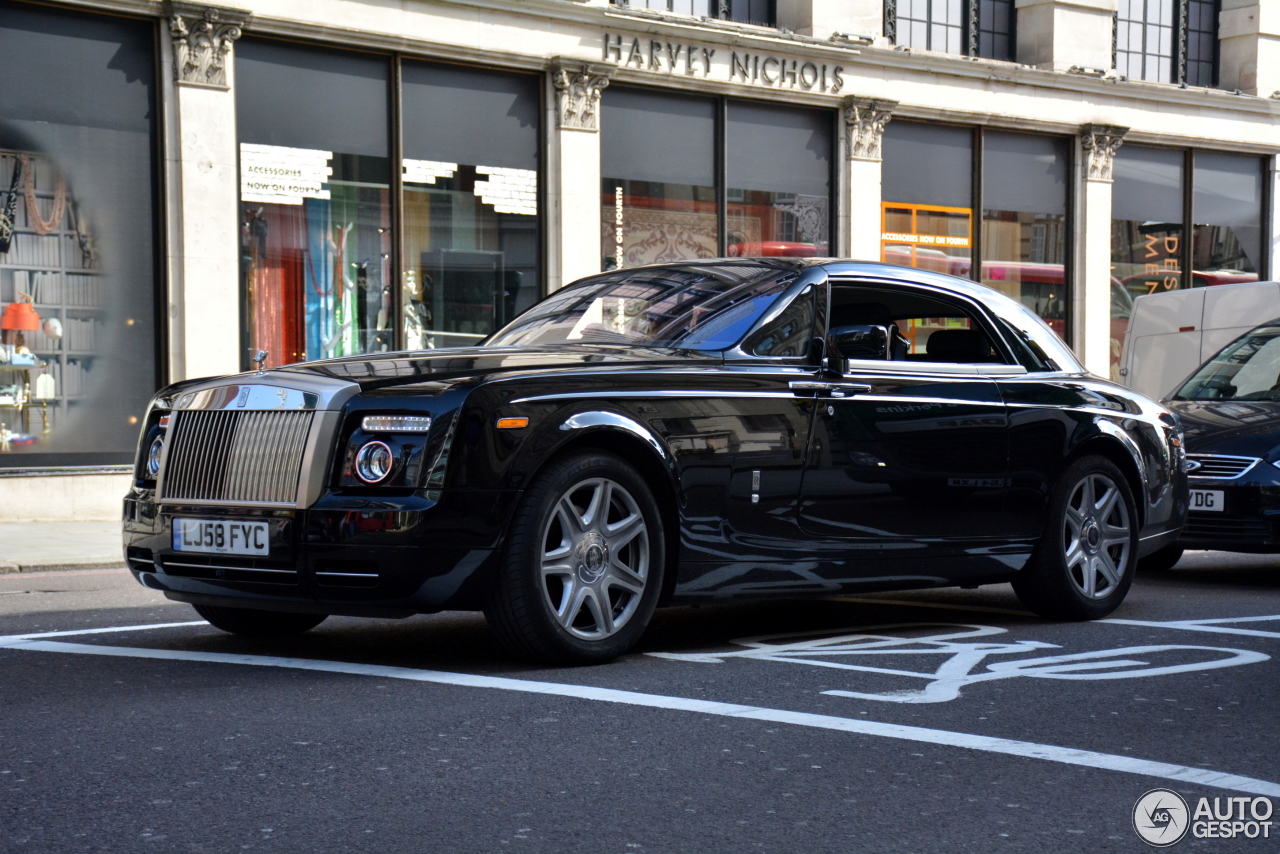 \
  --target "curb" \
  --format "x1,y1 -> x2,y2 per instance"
0,557 -> 127,575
